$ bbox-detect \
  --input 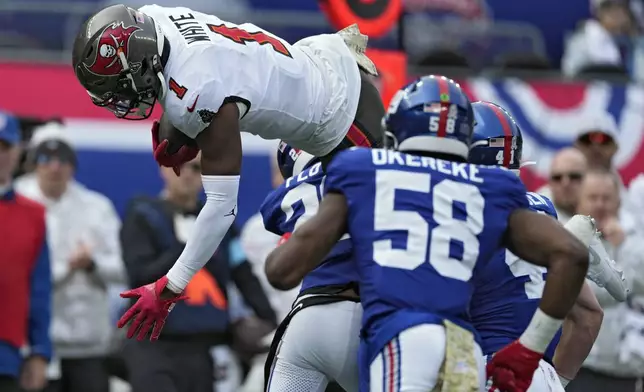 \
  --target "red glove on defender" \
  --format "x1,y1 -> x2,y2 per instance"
151,120 -> 199,176
117,276 -> 187,341
486,340 -> 543,392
